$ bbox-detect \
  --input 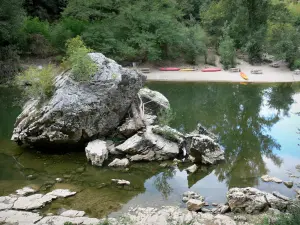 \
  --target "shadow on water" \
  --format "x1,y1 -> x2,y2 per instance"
0,83 -> 299,217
